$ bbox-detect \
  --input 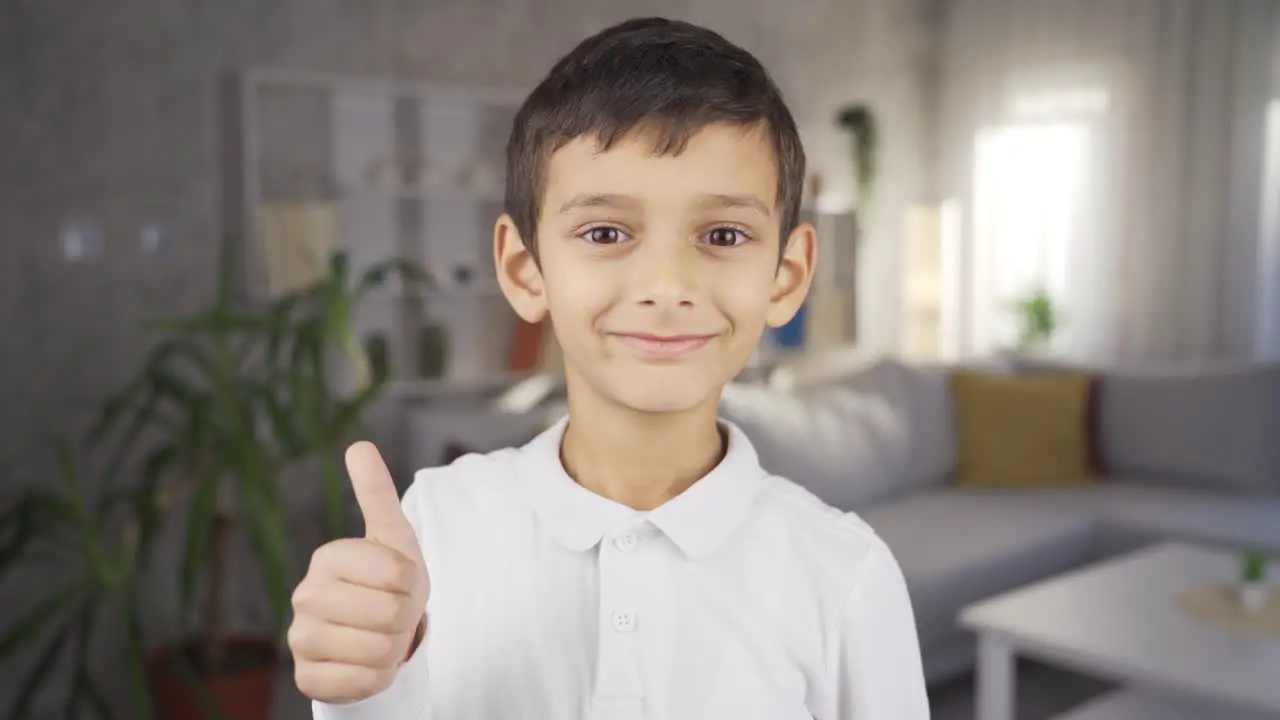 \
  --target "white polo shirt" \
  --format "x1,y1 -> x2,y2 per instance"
316,417 -> 928,720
